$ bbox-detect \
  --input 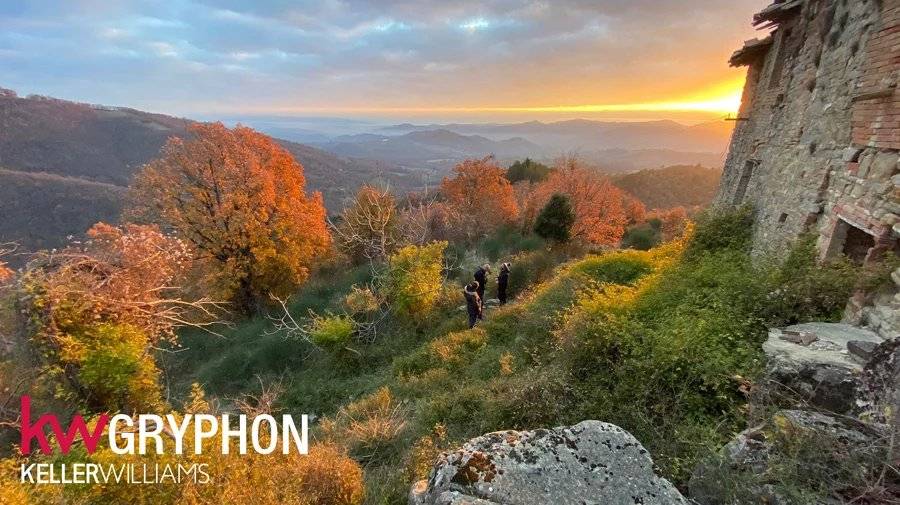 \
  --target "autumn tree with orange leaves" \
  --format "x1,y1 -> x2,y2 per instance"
127,123 -> 330,315
14,223 -> 223,412
440,157 -> 519,242
528,157 -> 644,246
